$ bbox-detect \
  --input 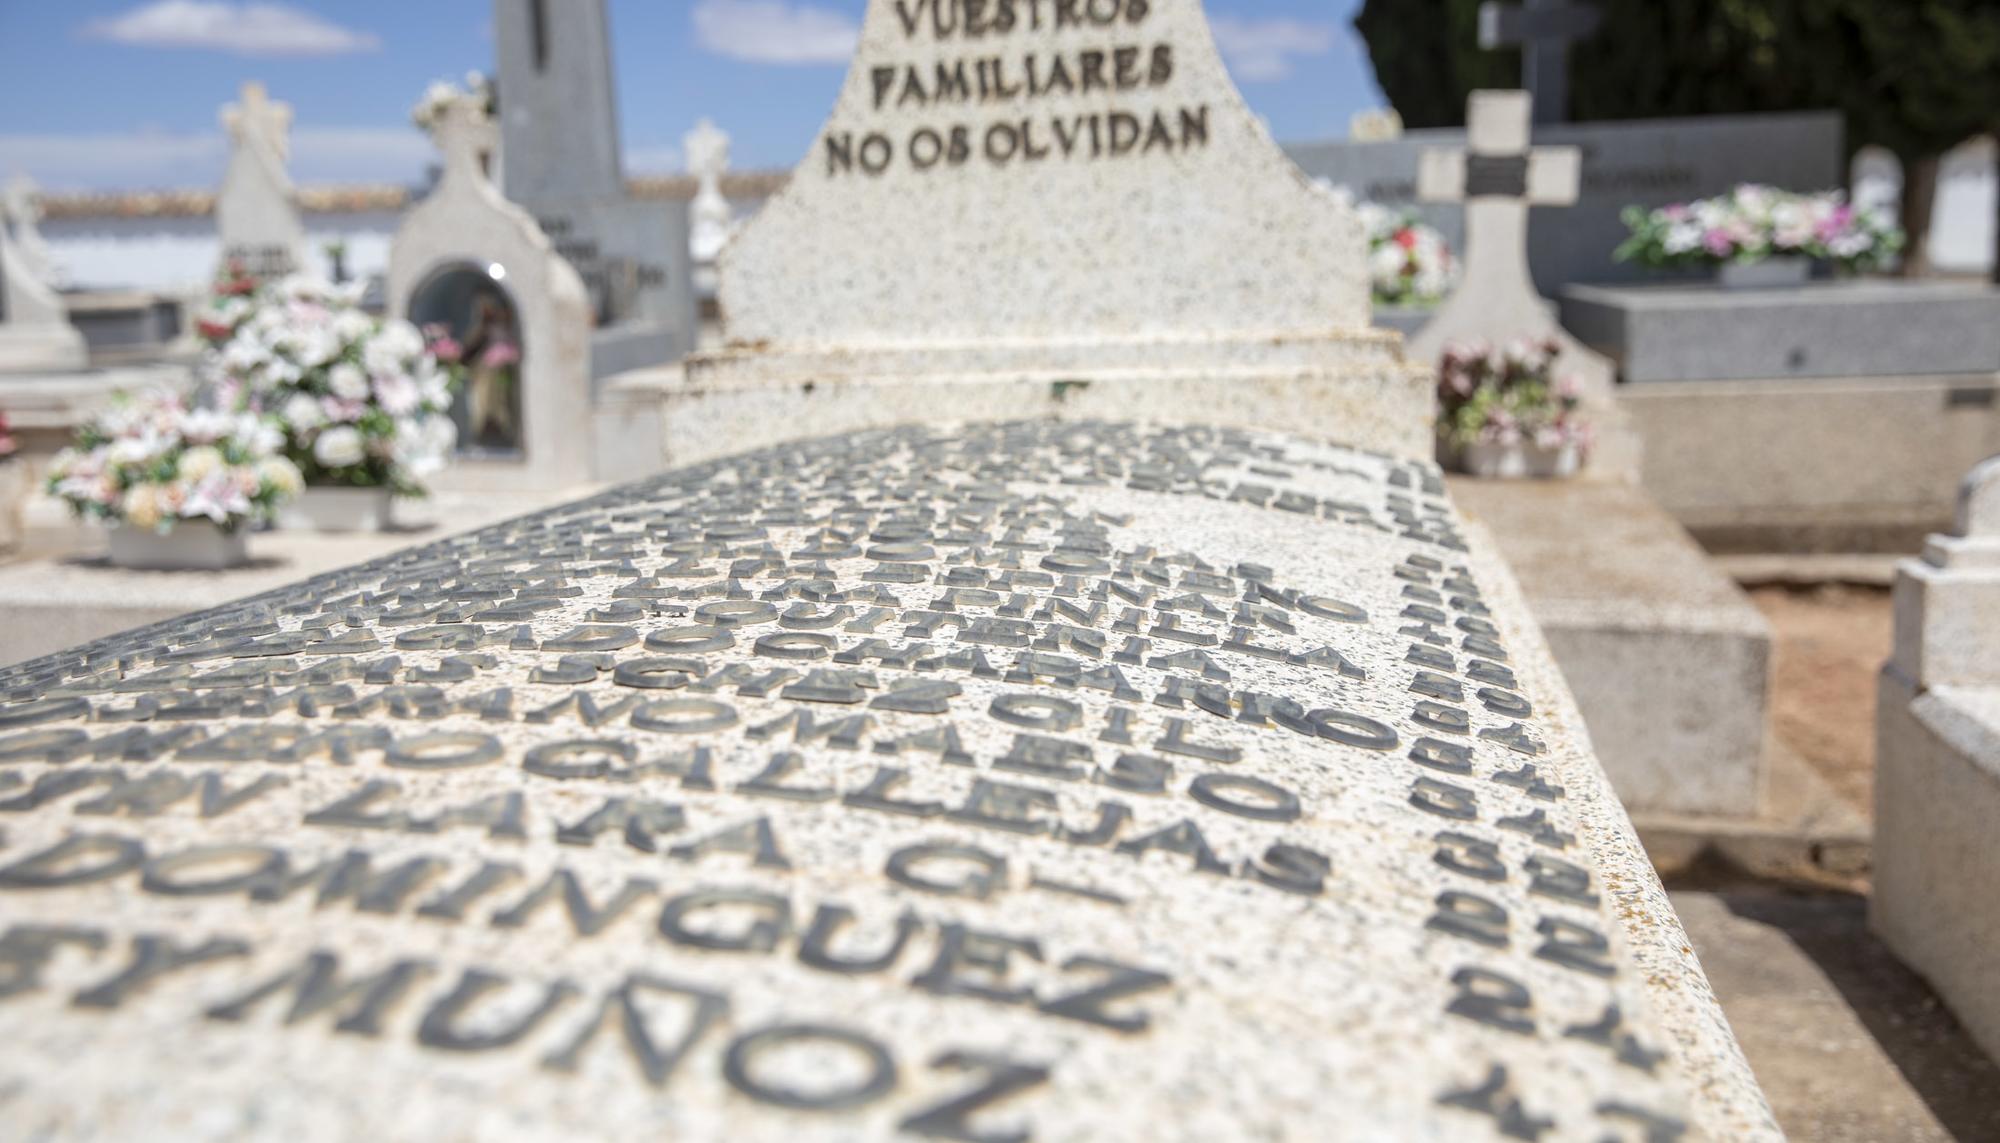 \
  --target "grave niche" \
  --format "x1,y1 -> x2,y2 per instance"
408,262 -> 526,457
